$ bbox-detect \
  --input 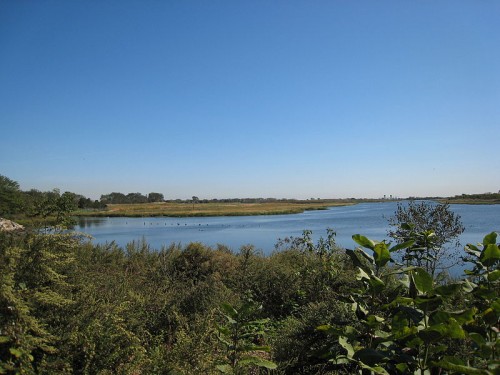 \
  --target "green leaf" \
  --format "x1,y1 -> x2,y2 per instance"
483,232 -> 498,246
395,363 -> 408,373
360,364 -> 390,375
357,267 -> 371,281
462,279 -> 476,293
353,348 -> 387,367
239,356 -> 277,369
338,336 -> 354,358
414,295 -> 443,311
465,245 -> 481,258
220,303 -> 238,319
421,319 -> 465,341
430,311 -> 450,325
241,344 -> 270,352
446,318 -> 466,339
373,242 -> 391,267
483,307 -> 497,325
368,274 -> 386,293
389,239 -> 415,252
468,332 -> 486,346
392,312 -> 414,339
491,298 -> 500,312
365,315 -> 384,329
353,234 -> 376,250
433,359 -> 491,374
434,283 -> 462,297
216,364 -> 233,374
419,327 -> 443,342
215,323 -> 231,335
452,308 -> 476,325
316,325 -> 343,336
0,336 -> 9,344
346,249 -> 373,271
411,268 -> 433,294
487,269 -> 500,282
466,243 -> 480,251
9,348 -> 23,358
480,244 -> 500,266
